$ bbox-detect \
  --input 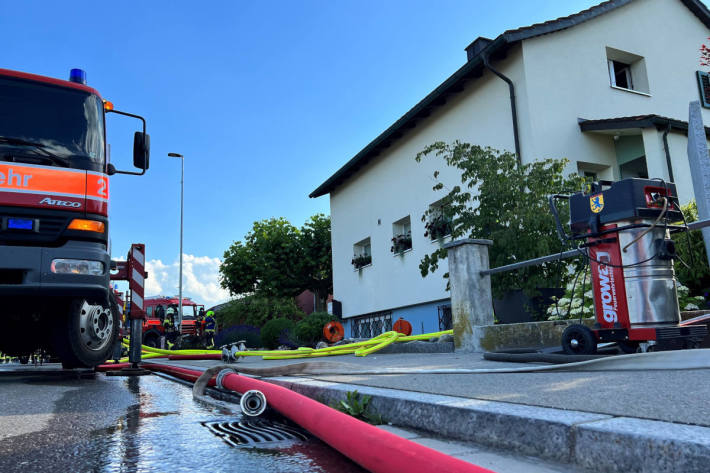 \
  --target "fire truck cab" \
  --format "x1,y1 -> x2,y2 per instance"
0,68 -> 149,368
141,296 -> 205,348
